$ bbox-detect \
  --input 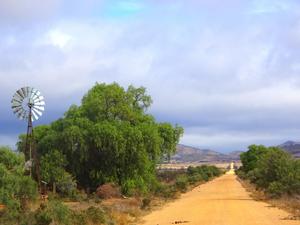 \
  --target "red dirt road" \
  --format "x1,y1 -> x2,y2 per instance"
141,174 -> 299,225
